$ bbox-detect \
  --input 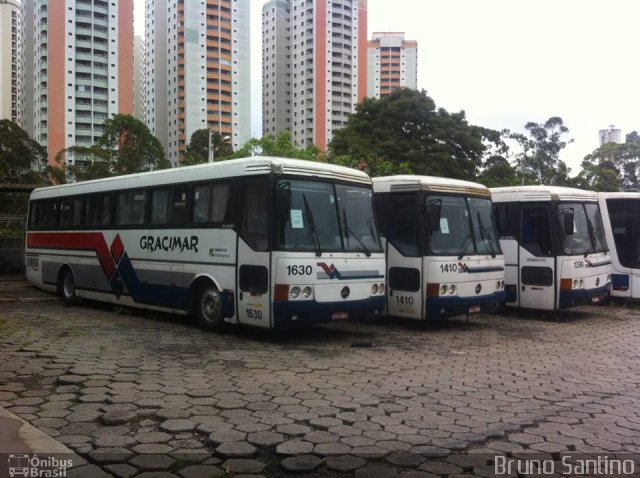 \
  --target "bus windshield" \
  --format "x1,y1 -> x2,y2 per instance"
557,202 -> 608,255
276,179 -> 381,253
426,195 -> 501,257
